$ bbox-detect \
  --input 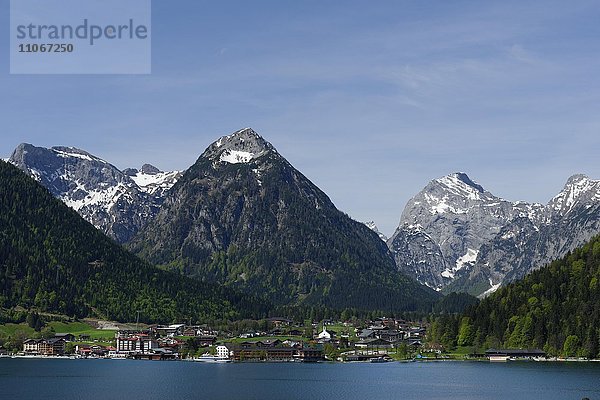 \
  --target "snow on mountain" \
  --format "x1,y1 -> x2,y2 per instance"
389,172 -> 522,290
127,128 -> 439,311
390,172 -> 600,296
199,127 -> 288,190
9,144 -> 181,243
220,150 -> 256,164
206,128 -> 275,164
441,248 -> 479,279
547,175 -> 600,217
364,221 -> 388,242
125,164 -> 182,197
